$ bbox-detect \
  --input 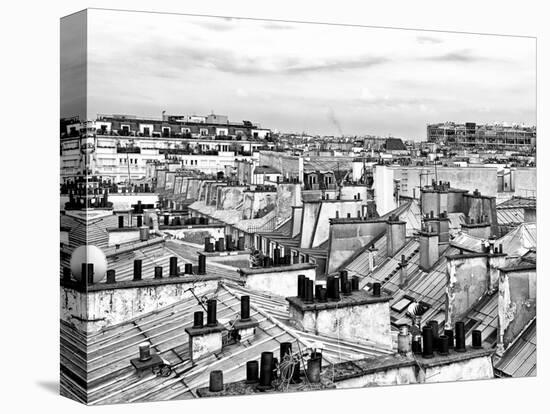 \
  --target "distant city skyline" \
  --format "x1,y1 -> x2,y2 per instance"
62,9 -> 536,140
